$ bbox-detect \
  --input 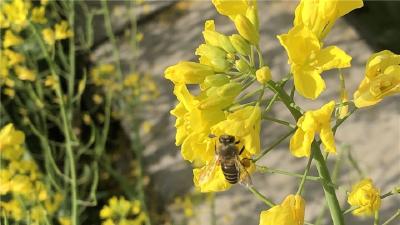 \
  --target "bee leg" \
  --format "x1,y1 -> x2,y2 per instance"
239,146 -> 245,155
235,140 -> 240,144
